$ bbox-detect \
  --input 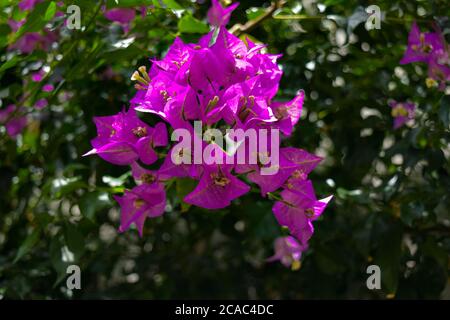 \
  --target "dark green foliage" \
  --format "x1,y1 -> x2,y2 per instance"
0,0 -> 449,299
